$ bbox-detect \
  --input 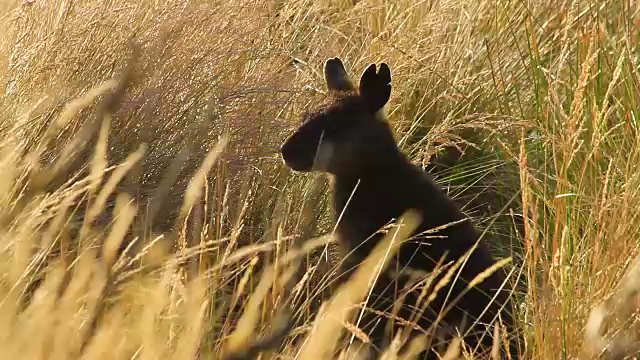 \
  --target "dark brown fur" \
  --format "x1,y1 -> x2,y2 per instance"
280,58 -> 523,359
